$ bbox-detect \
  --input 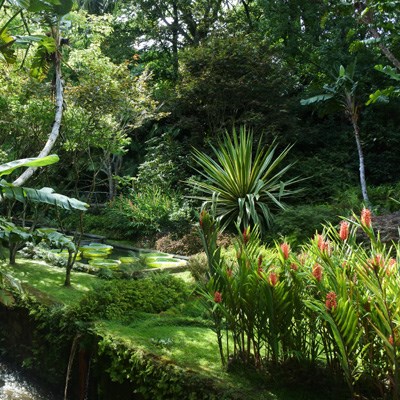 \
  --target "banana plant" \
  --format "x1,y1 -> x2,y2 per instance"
1,0 -> 74,186
0,154 -> 88,211
0,154 -> 88,270
36,228 -> 78,286
0,218 -> 33,264
301,63 -> 370,206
